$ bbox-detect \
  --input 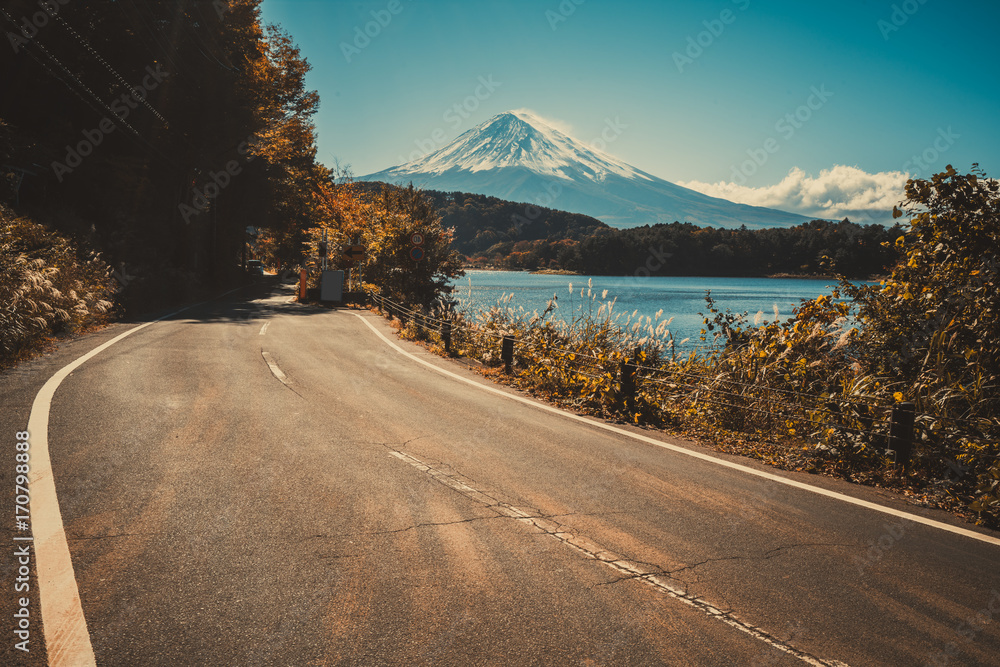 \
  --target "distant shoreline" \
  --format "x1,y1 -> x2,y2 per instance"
460,267 -> 874,281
